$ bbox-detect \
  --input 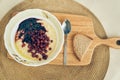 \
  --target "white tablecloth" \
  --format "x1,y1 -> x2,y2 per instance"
0,0 -> 120,80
